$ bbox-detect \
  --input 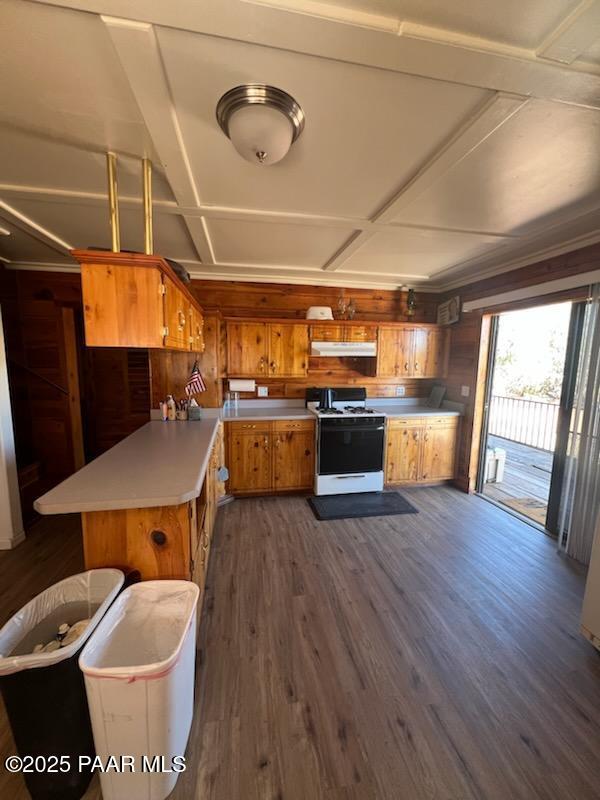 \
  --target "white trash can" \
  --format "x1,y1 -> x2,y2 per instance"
79,580 -> 200,800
